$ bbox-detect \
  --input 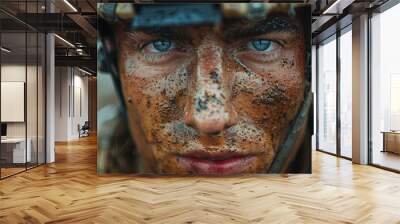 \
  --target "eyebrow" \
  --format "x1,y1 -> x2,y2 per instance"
223,16 -> 298,40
